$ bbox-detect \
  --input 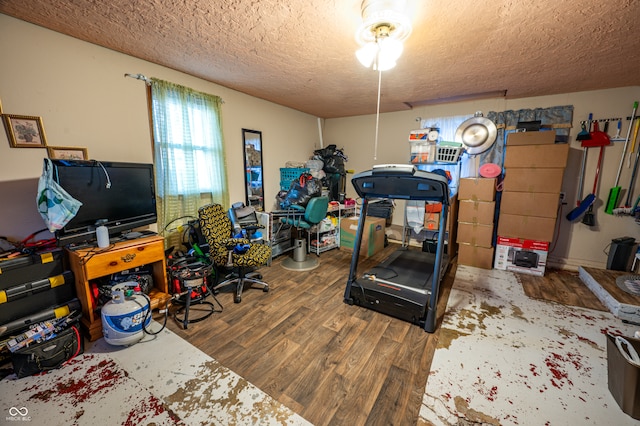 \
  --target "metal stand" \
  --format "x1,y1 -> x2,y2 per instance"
281,238 -> 319,271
